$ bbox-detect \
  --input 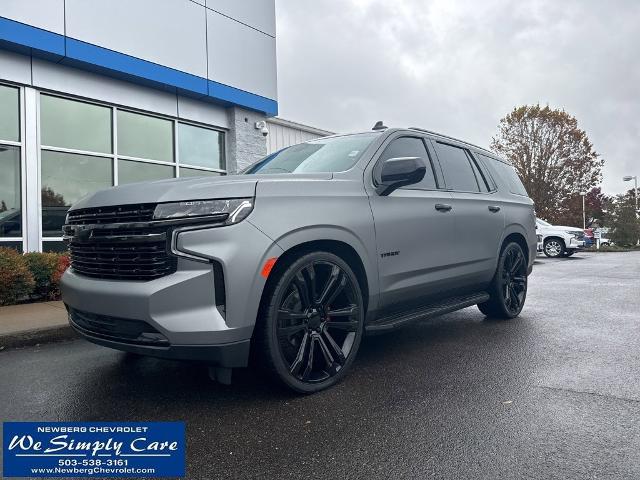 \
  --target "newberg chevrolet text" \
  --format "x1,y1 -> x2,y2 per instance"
61,124 -> 536,393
